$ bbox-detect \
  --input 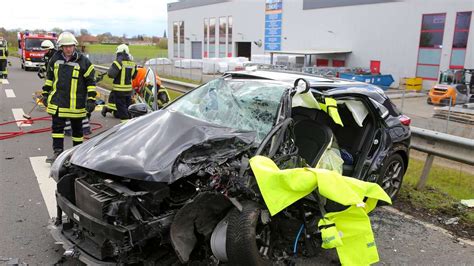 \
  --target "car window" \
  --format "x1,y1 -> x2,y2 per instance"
370,98 -> 389,118
169,79 -> 288,142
